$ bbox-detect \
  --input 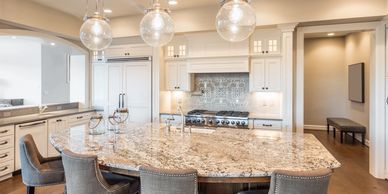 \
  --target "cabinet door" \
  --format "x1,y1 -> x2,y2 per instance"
177,63 -> 191,91
107,64 -> 123,114
123,61 -> 152,123
250,59 -> 266,92
265,58 -> 282,91
166,62 -> 178,90
92,63 -> 108,113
